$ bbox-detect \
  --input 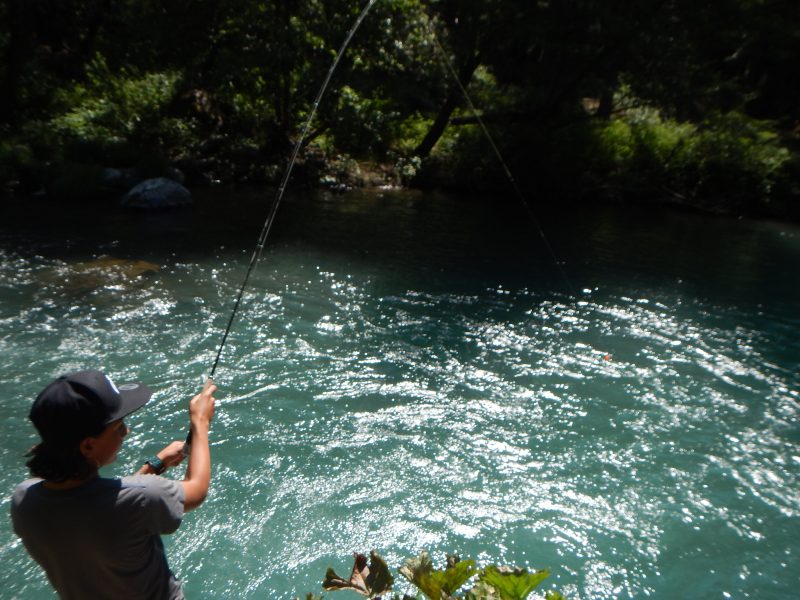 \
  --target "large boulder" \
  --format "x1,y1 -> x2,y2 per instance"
121,177 -> 192,208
